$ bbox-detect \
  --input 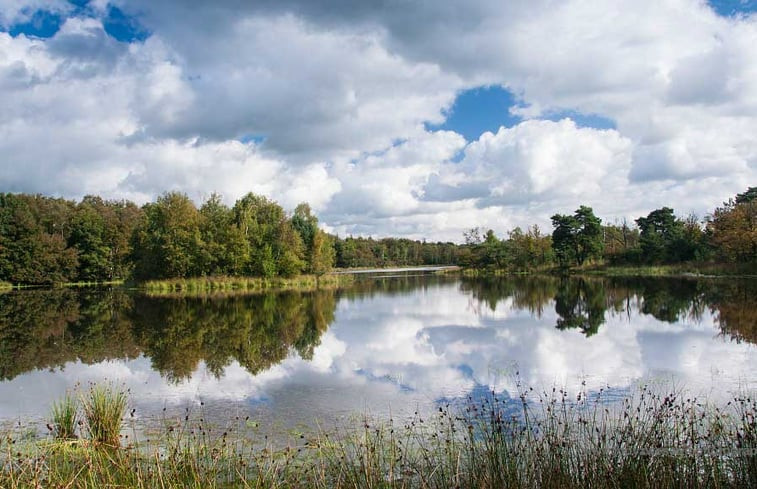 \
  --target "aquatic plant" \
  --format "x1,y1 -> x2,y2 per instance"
2,384 -> 756,488
80,383 -> 128,446
49,394 -> 78,440
142,273 -> 352,296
